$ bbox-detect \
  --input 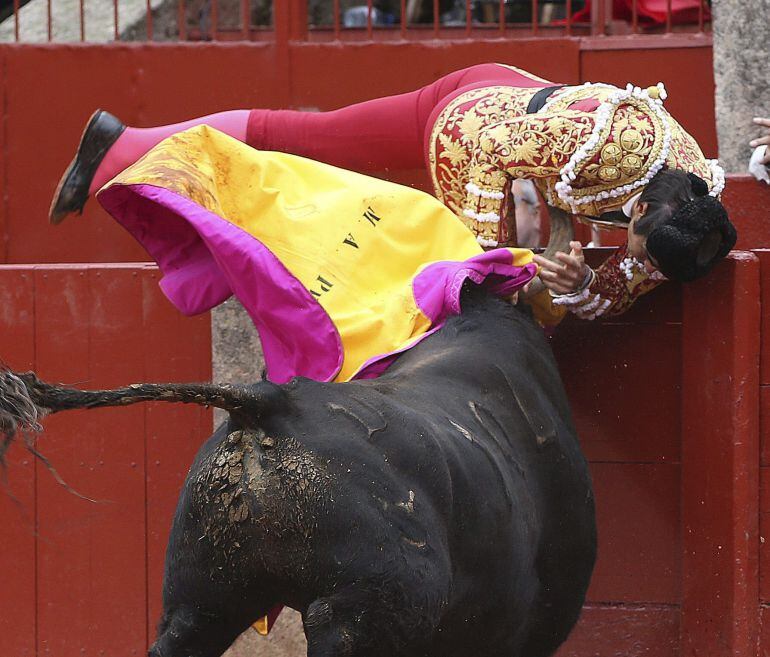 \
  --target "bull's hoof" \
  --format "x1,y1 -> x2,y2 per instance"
48,110 -> 125,225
